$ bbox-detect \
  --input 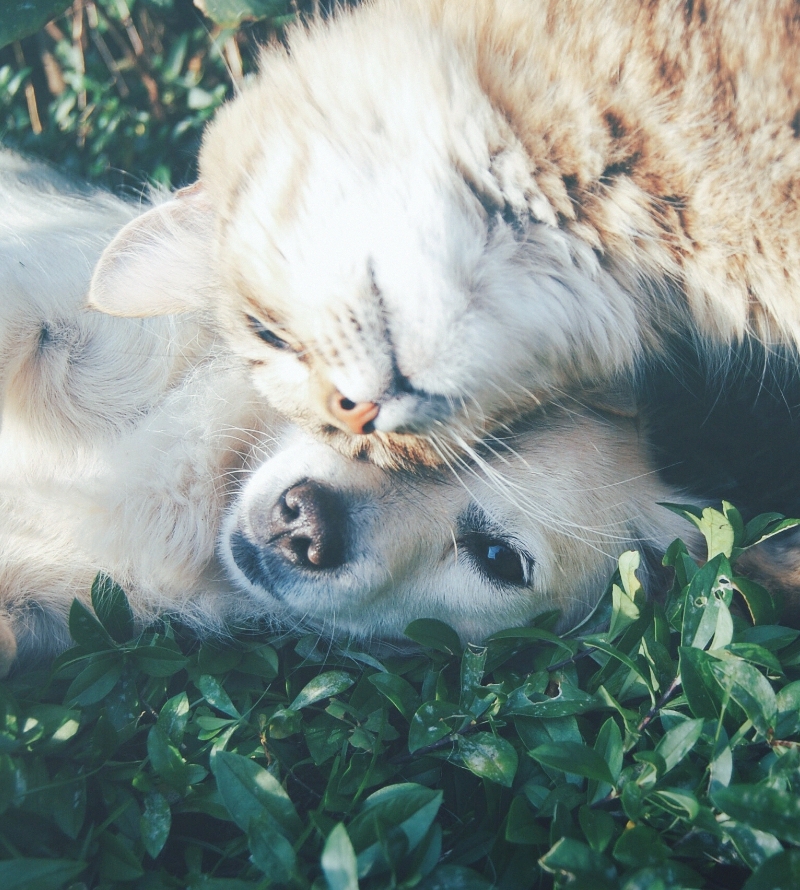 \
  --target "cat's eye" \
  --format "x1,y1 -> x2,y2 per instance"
246,315 -> 291,350
463,533 -> 532,587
